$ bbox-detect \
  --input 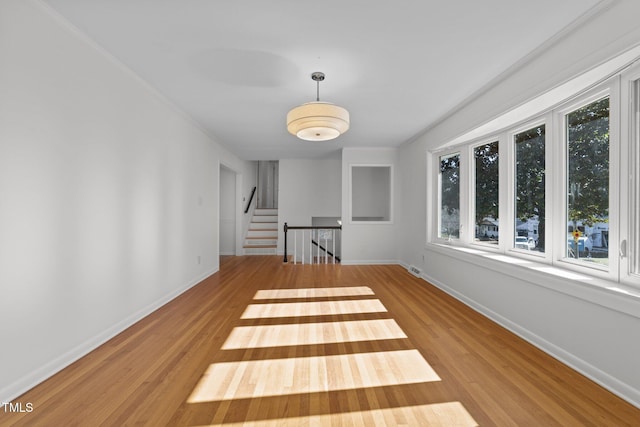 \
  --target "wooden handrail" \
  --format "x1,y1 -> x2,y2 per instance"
284,225 -> 342,230
244,186 -> 257,214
